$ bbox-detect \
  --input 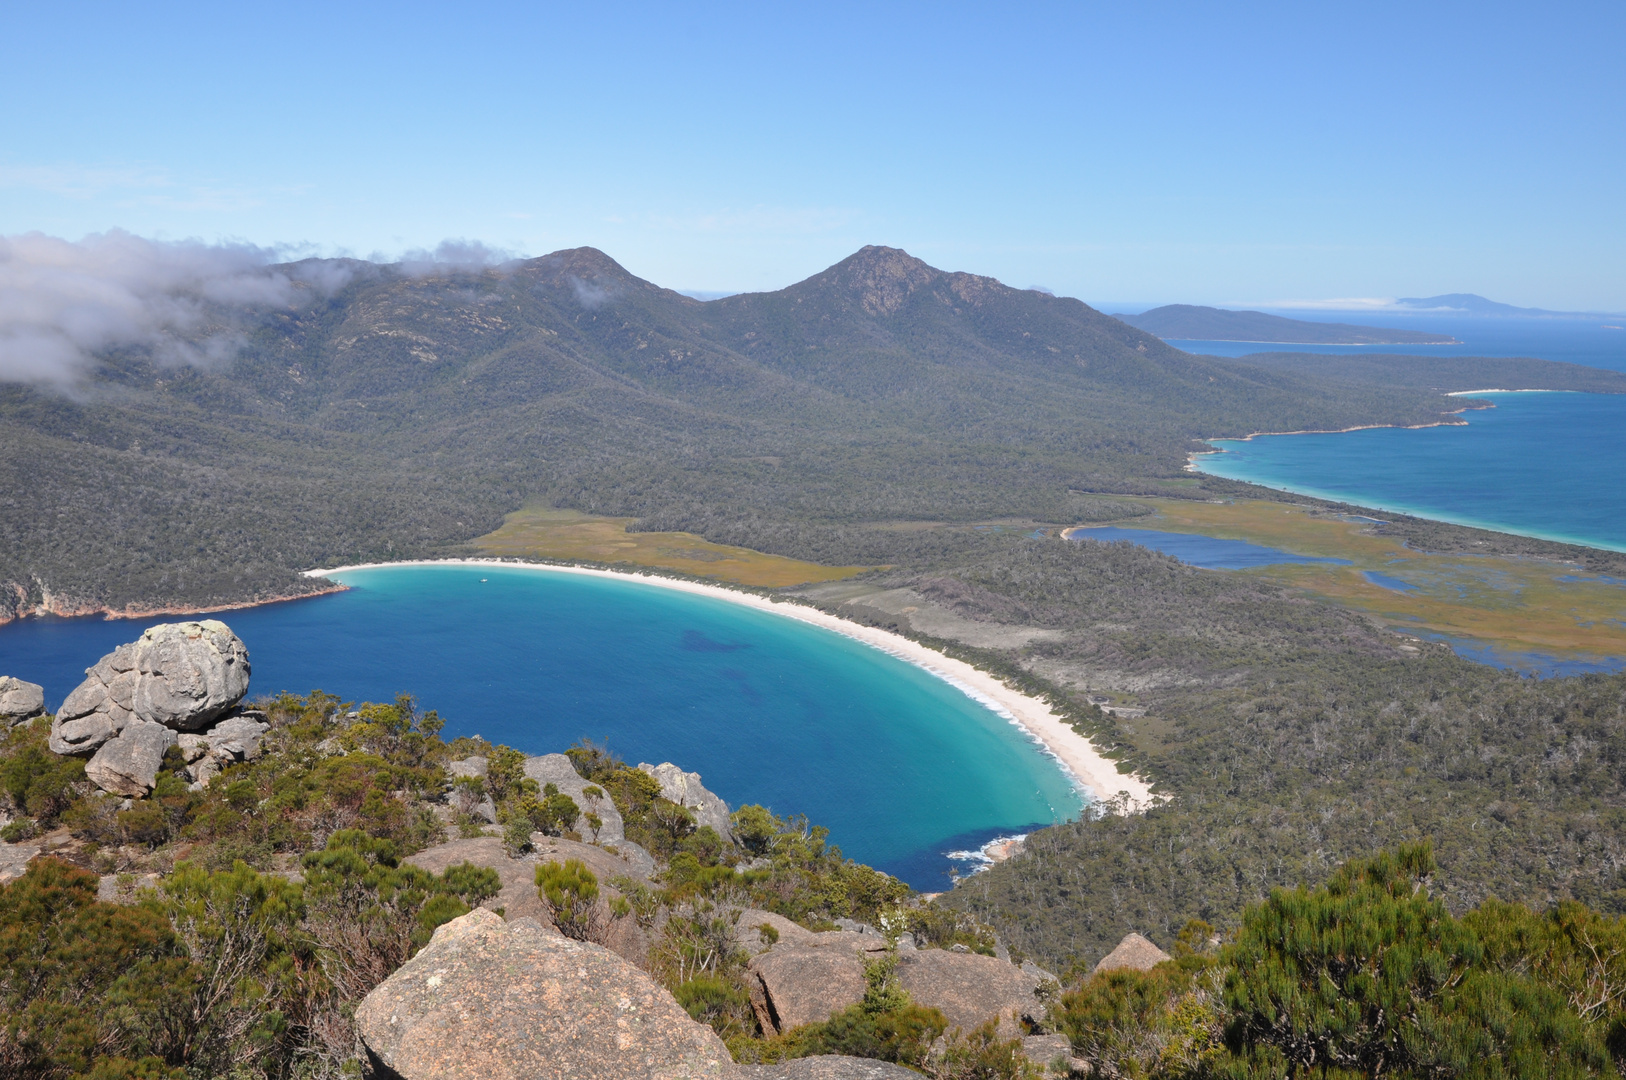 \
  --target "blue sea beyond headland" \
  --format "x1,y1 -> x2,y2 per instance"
0,564 -> 1082,889
1192,391 -> 1626,553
